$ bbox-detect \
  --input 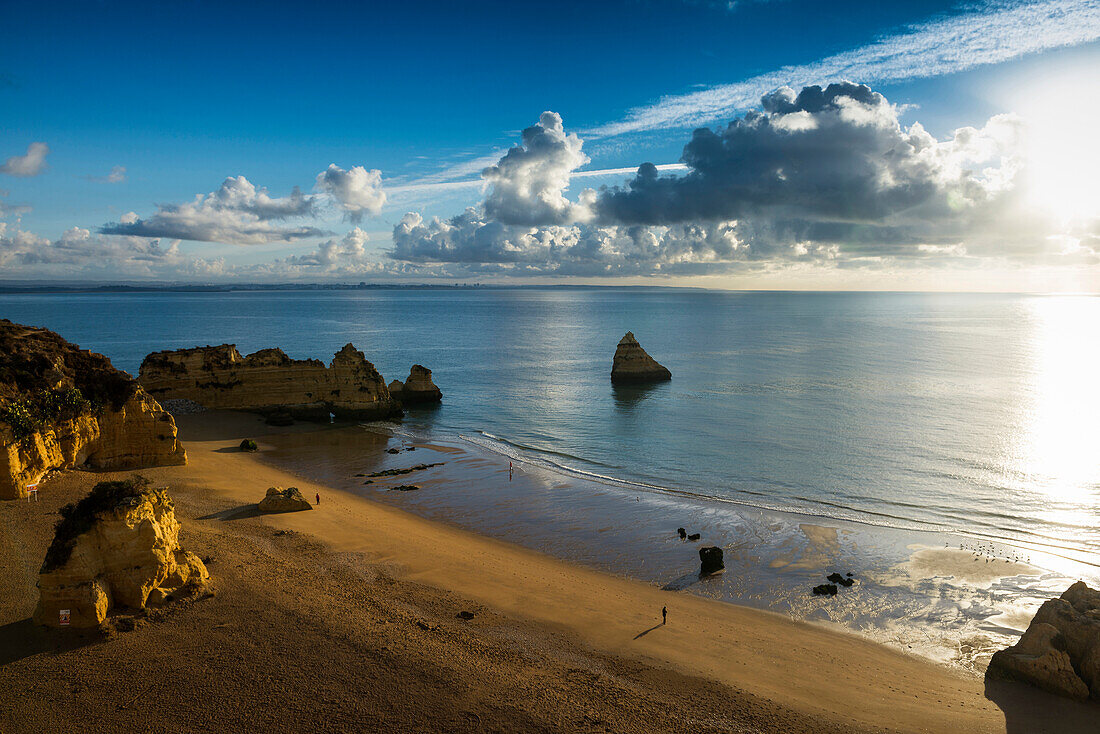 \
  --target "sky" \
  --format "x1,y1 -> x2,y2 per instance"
1,0 -> 1099,290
